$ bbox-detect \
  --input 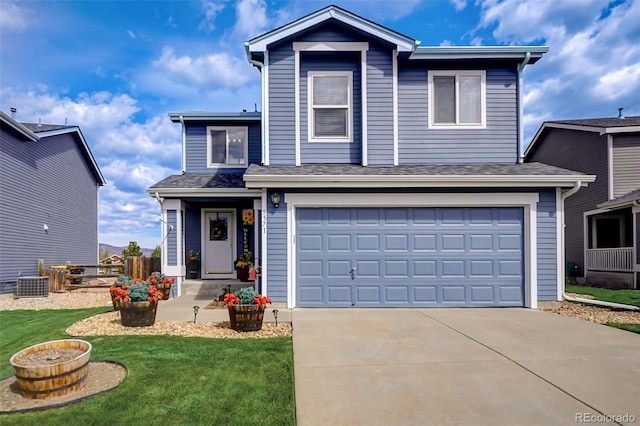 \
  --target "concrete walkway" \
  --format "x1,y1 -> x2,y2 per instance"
292,308 -> 640,426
